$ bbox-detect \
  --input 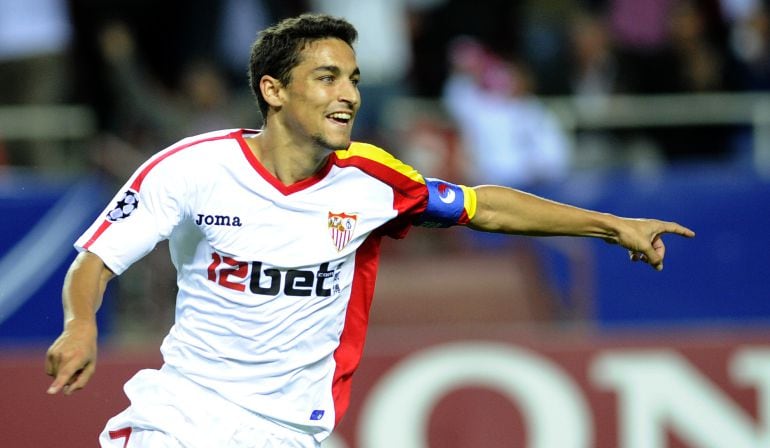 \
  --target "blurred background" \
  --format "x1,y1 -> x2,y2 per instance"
1,0 -> 769,447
